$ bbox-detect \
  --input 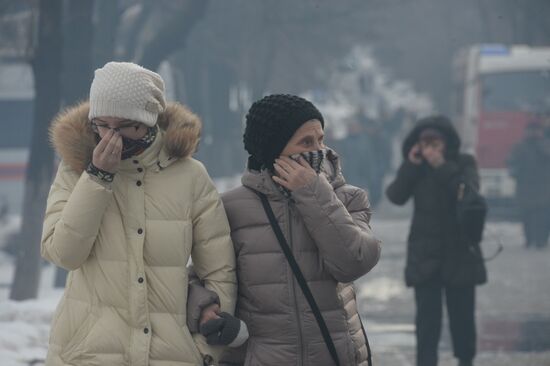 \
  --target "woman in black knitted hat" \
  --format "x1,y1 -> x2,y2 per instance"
191,94 -> 381,365
243,94 -> 325,171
